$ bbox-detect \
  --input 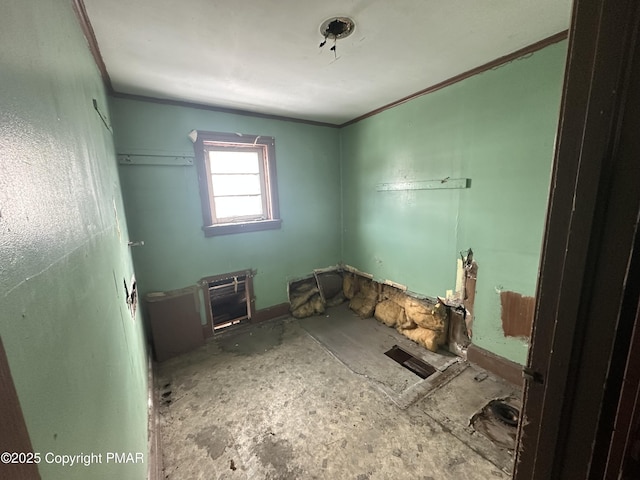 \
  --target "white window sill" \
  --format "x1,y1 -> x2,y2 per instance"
202,219 -> 282,237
